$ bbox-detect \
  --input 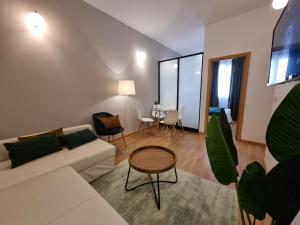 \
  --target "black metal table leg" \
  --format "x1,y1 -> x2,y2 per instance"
125,165 -> 178,210
125,165 -> 132,191
148,173 -> 160,209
